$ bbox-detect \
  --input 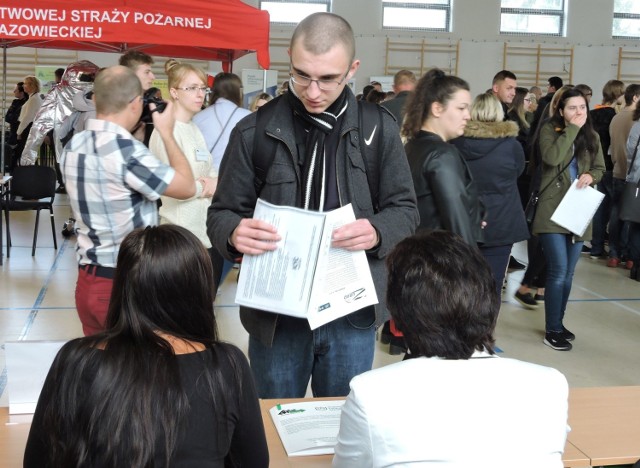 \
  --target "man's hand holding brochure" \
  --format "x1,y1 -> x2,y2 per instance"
235,199 -> 378,329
